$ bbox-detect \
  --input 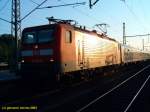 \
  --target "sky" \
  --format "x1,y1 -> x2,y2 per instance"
1,0 -> 150,50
